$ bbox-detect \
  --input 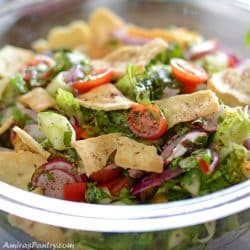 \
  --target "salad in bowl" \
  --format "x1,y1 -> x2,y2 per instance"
0,8 -> 249,208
